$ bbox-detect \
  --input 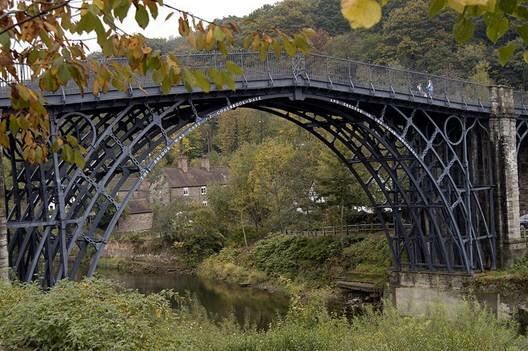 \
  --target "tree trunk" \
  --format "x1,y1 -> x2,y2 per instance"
240,211 -> 248,247
0,149 -> 10,283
